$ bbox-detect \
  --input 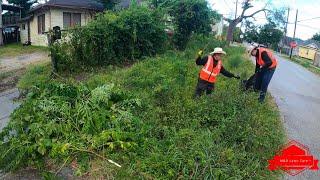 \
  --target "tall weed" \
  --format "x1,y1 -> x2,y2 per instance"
4,36 -> 285,179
